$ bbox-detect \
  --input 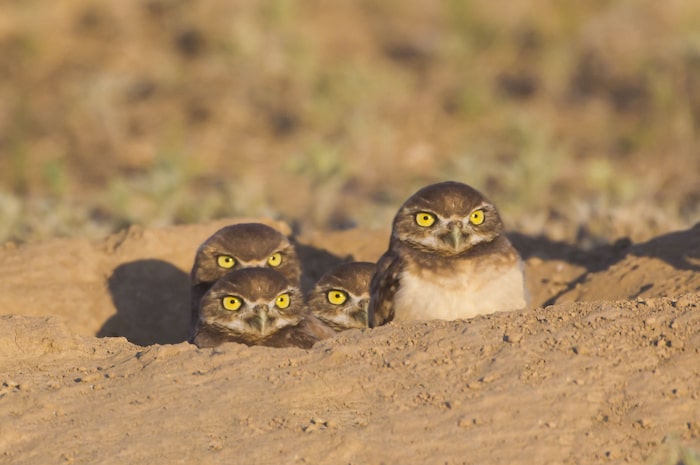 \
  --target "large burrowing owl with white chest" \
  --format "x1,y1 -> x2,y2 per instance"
368,181 -> 528,327
189,223 -> 301,337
